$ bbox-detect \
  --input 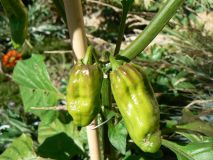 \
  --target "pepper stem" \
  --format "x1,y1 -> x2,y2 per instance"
82,45 -> 94,65
109,55 -> 122,71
